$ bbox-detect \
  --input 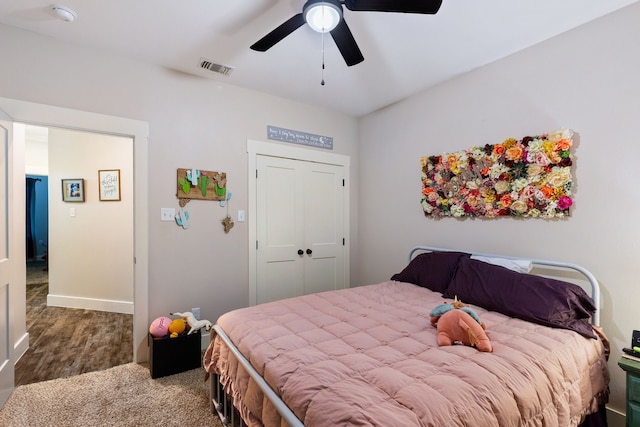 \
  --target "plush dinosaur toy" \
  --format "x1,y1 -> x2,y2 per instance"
429,296 -> 493,352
